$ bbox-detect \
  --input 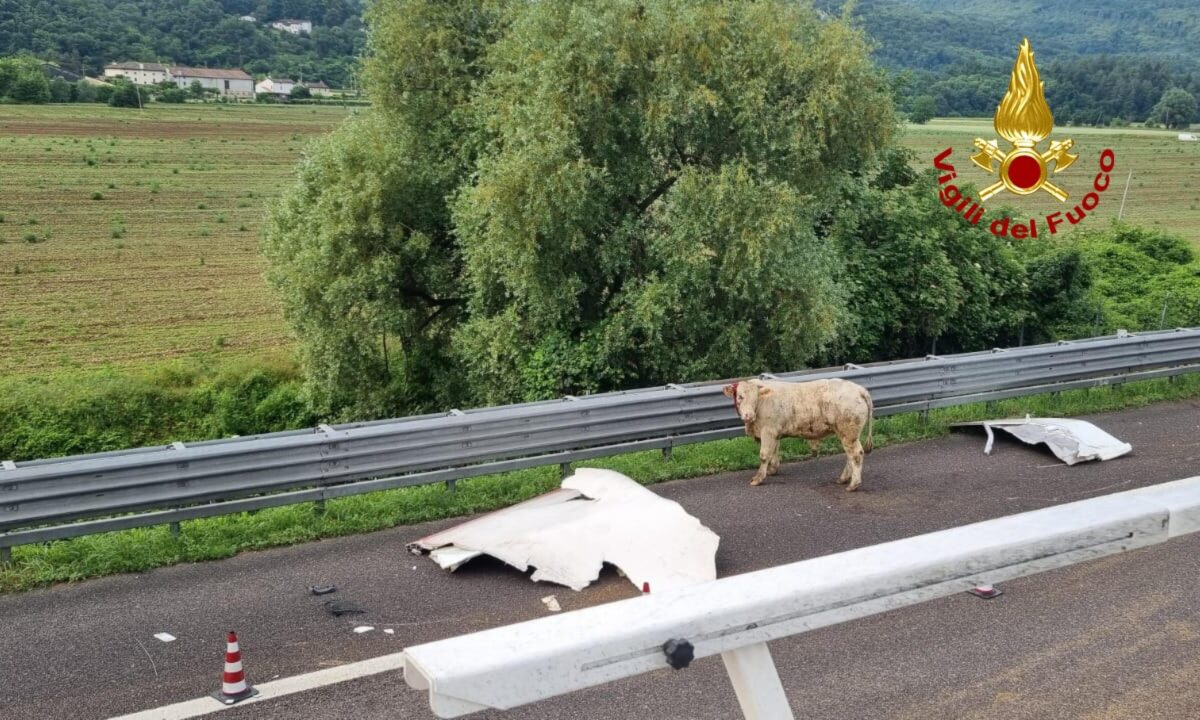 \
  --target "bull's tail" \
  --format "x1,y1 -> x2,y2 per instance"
862,389 -> 874,453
